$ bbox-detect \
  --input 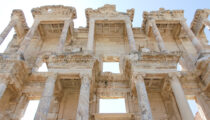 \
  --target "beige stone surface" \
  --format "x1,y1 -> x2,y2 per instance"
0,4 -> 210,120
